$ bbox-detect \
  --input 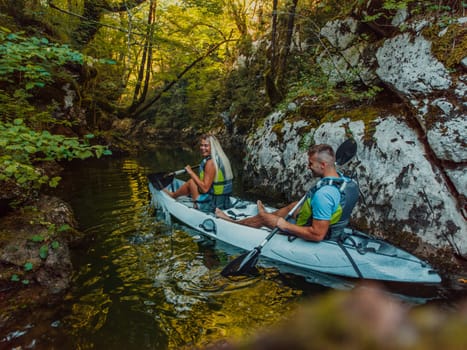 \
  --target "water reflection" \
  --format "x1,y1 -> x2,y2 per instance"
50,153 -> 306,349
